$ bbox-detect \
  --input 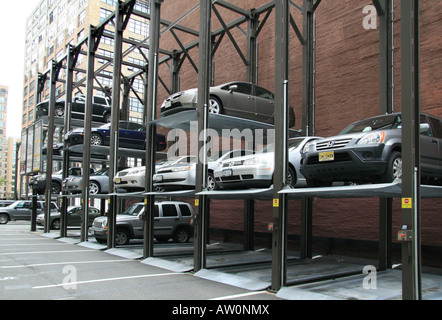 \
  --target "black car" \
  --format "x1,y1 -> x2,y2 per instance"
64,121 -> 167,151
36,95 -> 112,123
300,113 -> 442,186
